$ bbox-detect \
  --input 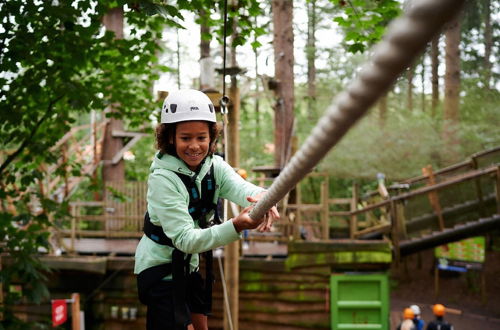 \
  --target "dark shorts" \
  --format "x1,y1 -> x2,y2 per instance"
145,271 -> 209,330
